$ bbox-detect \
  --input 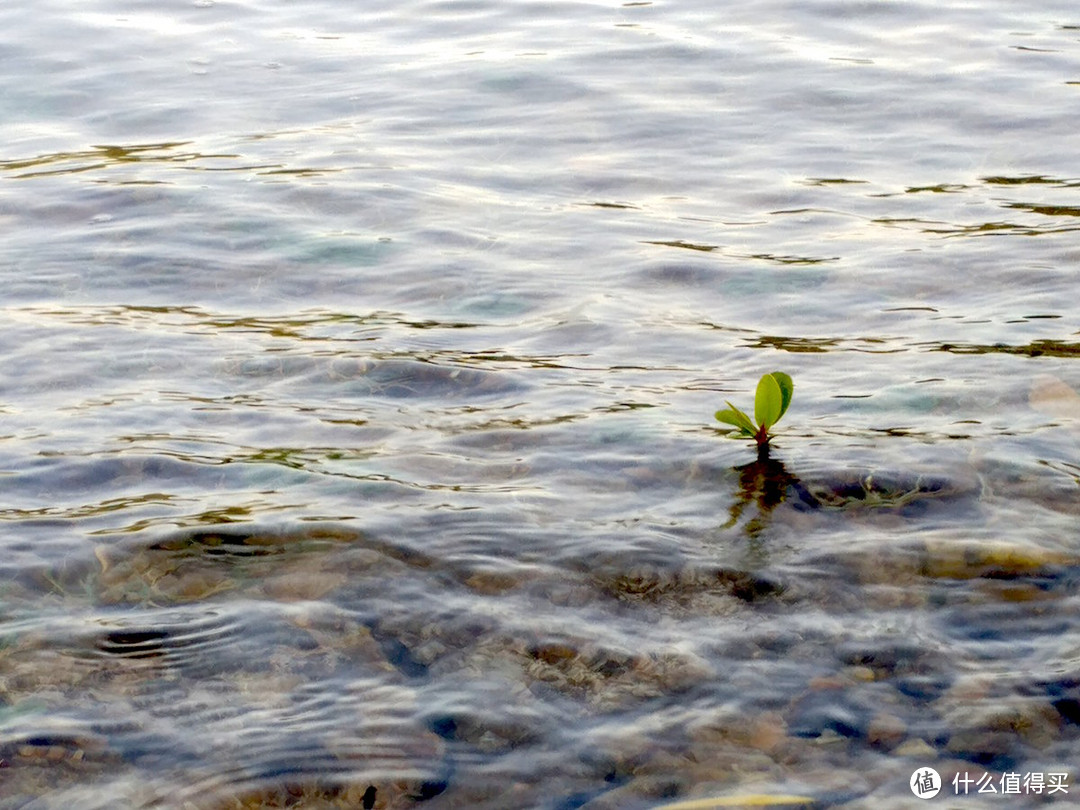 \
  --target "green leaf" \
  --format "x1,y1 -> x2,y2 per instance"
715,403 -> 756,436
769,371 -> 794,423
754,373 -> 782,431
